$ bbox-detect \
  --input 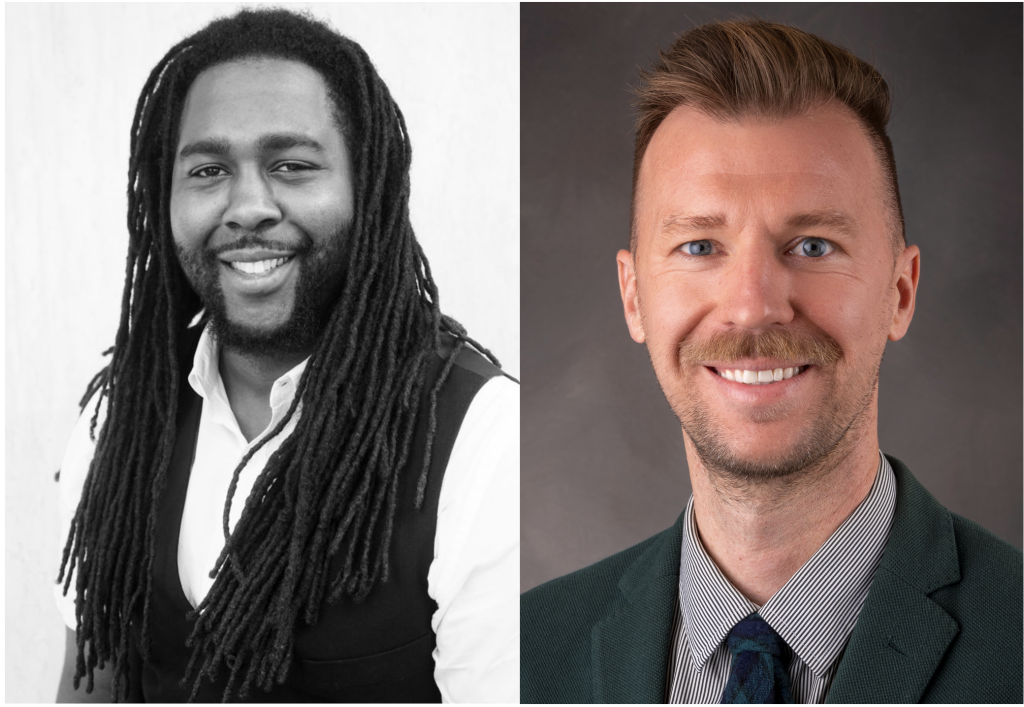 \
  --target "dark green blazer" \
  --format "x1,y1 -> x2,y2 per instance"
521,456 -> 1023,703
